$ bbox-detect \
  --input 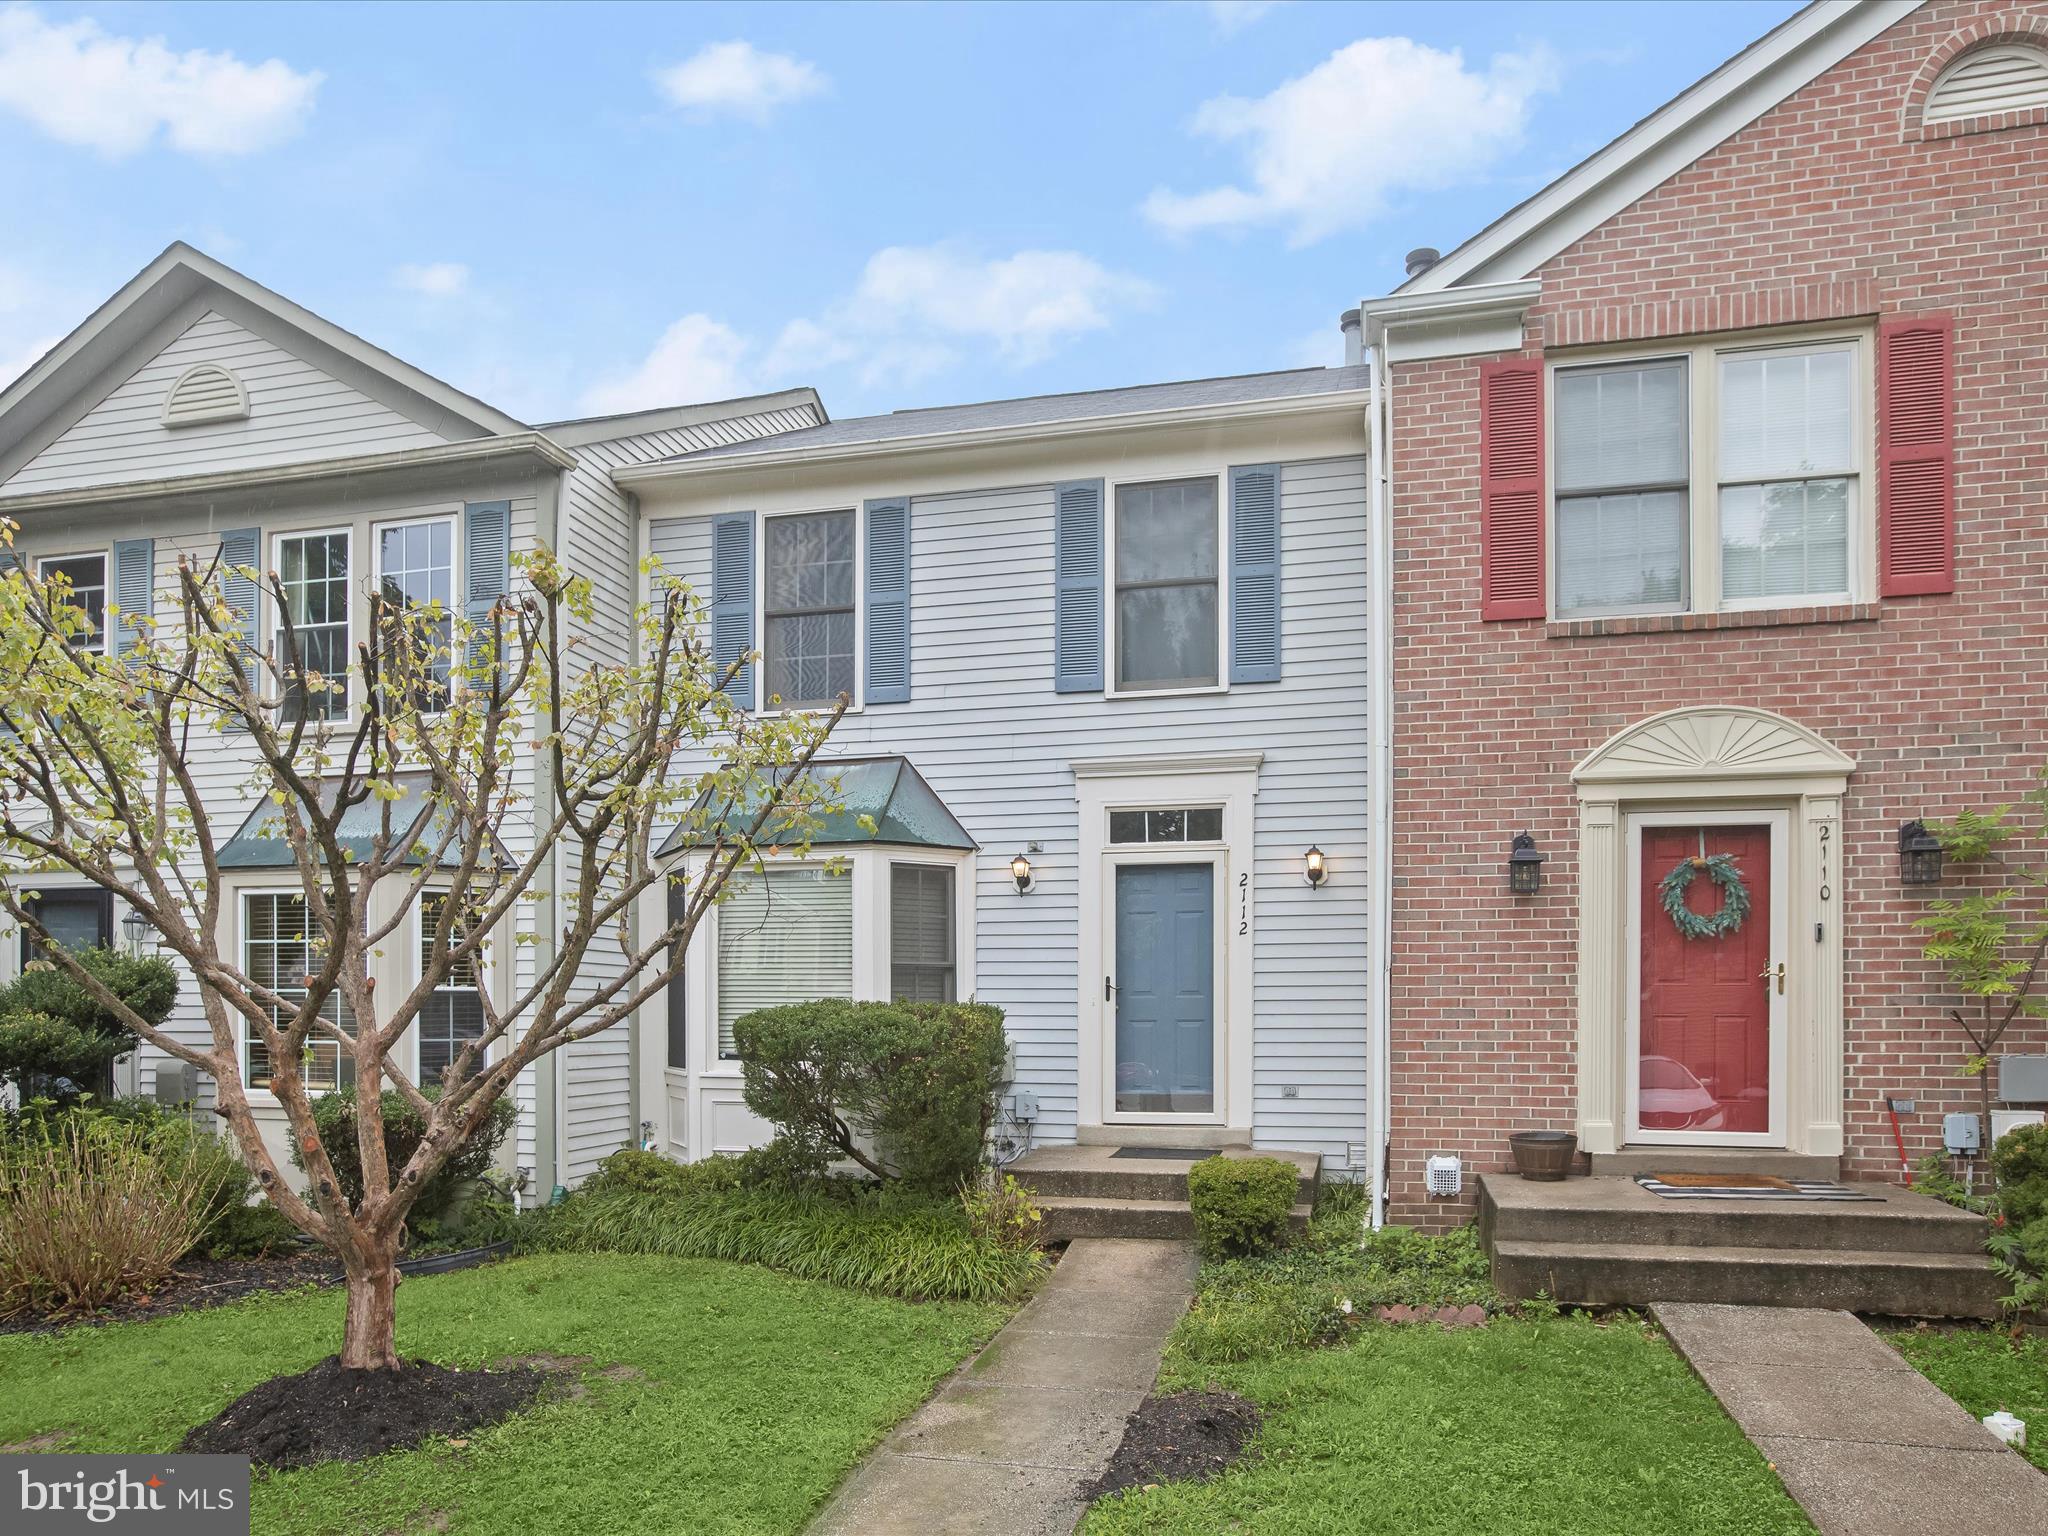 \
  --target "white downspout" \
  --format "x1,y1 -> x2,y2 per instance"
1364,316 -> 1395,1229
